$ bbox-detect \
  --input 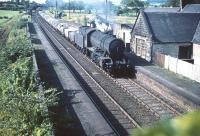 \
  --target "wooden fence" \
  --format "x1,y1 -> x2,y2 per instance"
154,52 -> 200,83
